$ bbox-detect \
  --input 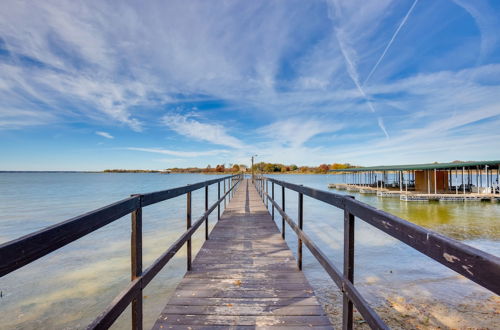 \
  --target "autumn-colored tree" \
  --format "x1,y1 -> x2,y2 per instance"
232,164 -> 240,172
318,164 -> 329,173
263,163 -> 275,172
215,164 -> 225,172
330,163 -> 351,170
